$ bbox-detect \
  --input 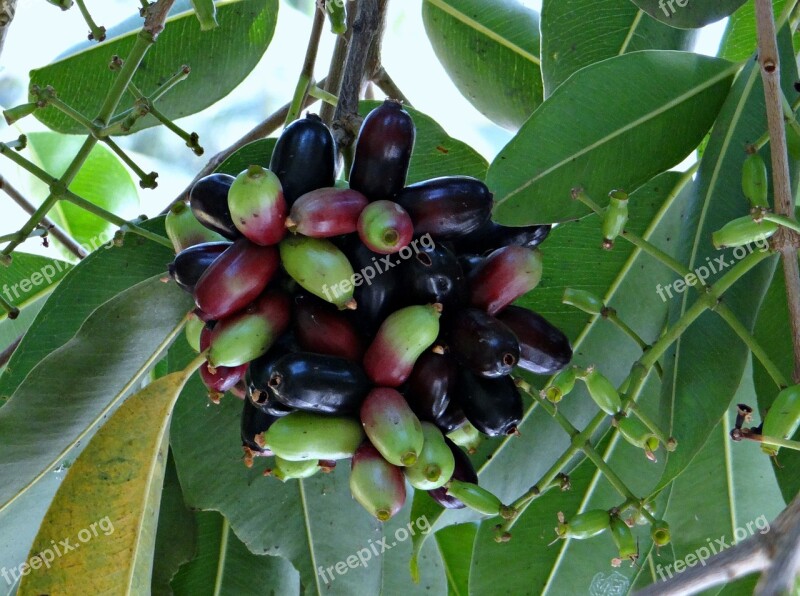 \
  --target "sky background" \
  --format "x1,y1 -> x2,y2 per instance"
0,0 -> 727,256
